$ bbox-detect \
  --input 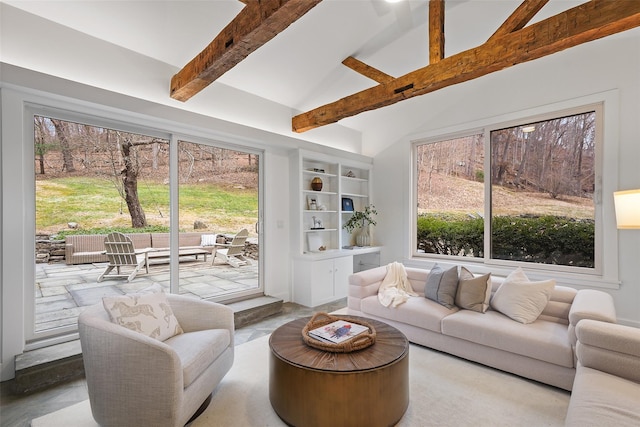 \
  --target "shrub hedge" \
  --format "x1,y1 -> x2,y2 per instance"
417,214 -> 594,268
